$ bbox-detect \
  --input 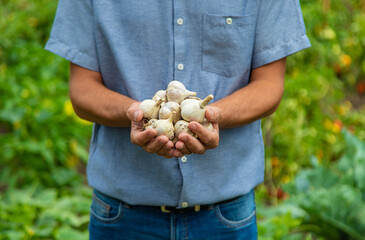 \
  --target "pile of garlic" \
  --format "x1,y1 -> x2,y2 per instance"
139,80 -> 214,141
